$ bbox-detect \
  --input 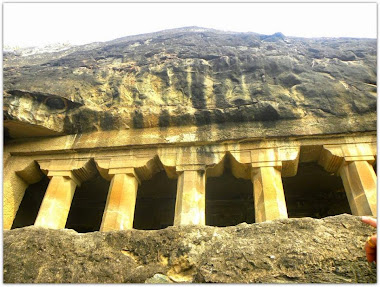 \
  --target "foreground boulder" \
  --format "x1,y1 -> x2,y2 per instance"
3,214 -> 376,283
